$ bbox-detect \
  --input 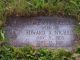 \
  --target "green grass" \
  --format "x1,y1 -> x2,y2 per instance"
0,0 -> 80,21
0,28 -> 5,41
0,44 -> 78,60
